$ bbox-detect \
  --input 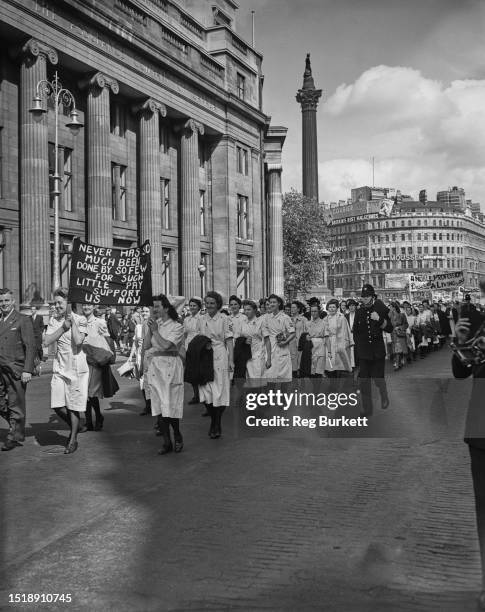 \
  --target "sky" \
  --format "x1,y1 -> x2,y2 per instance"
234,0 -> 485,204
